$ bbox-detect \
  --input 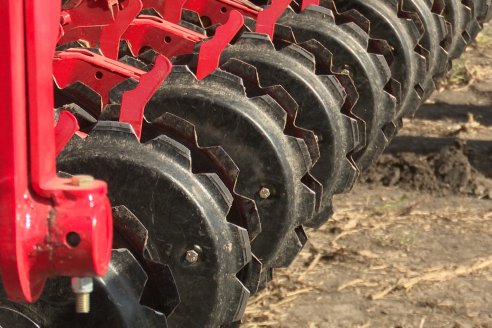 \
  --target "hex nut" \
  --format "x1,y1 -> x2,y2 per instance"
71,277 -> 94,294
259,187 -> 271,199
185,249 -> 199,264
